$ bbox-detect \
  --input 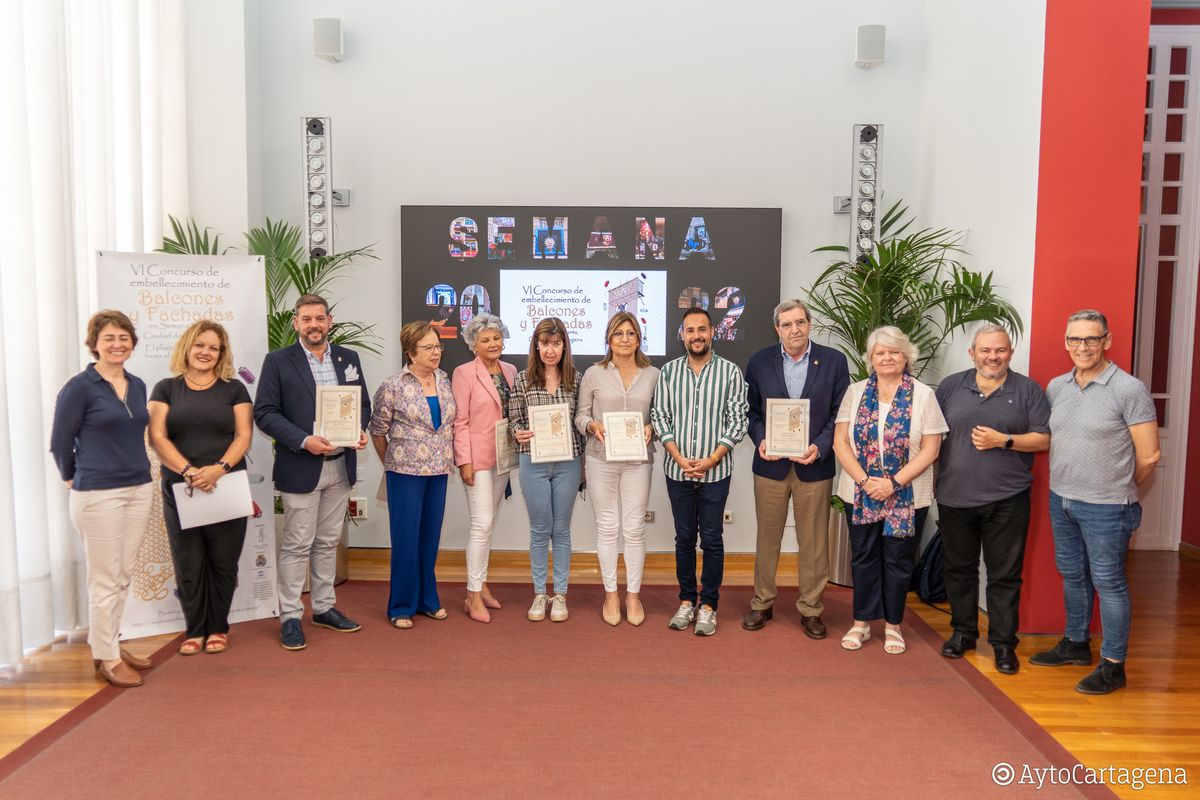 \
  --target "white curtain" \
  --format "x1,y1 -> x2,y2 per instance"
0,0 -> 189,668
